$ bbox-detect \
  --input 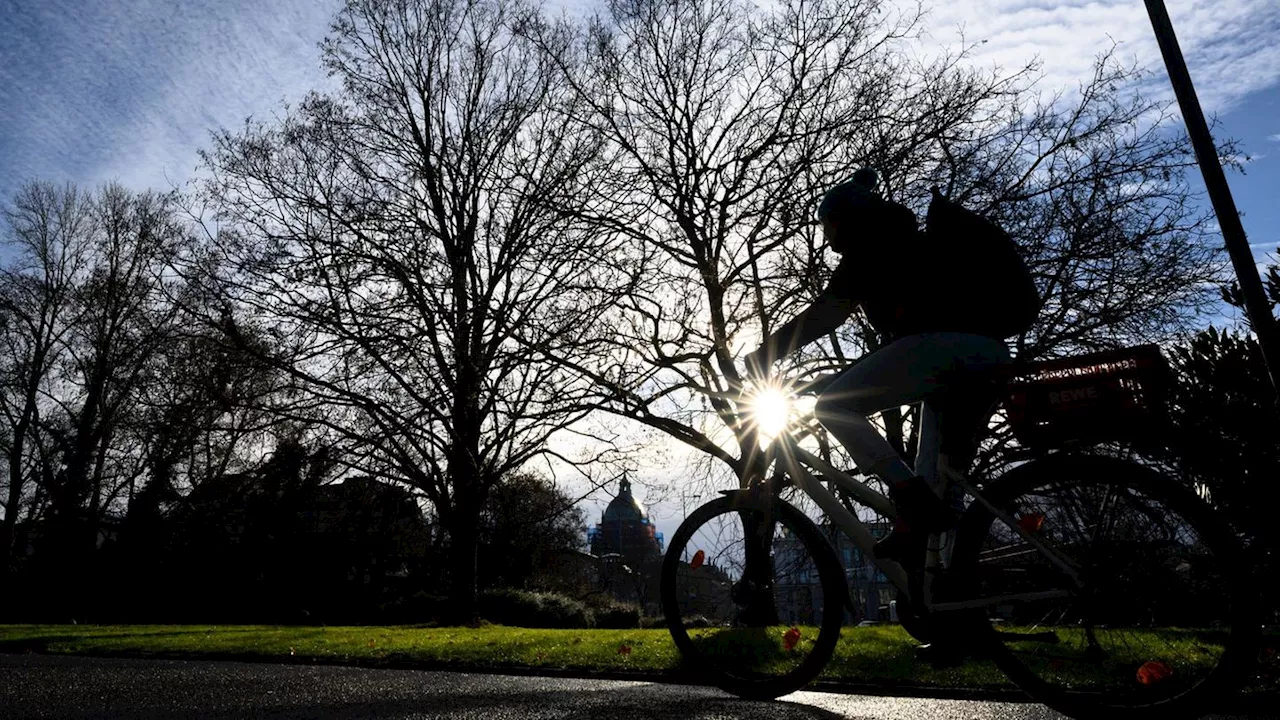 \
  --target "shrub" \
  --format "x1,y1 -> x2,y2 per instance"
638,614 -> 666,629
479,588 -> 593,628
377,591 -> 450,625
535,591 -> 594,629
593,601 -> 641,629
